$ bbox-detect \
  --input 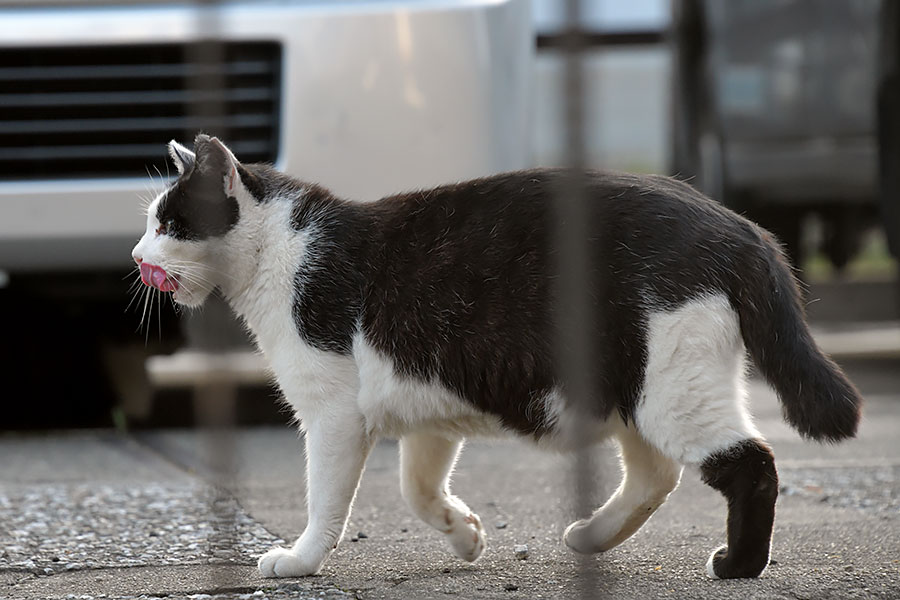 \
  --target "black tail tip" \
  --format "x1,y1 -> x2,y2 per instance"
785,389 -> 863,444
